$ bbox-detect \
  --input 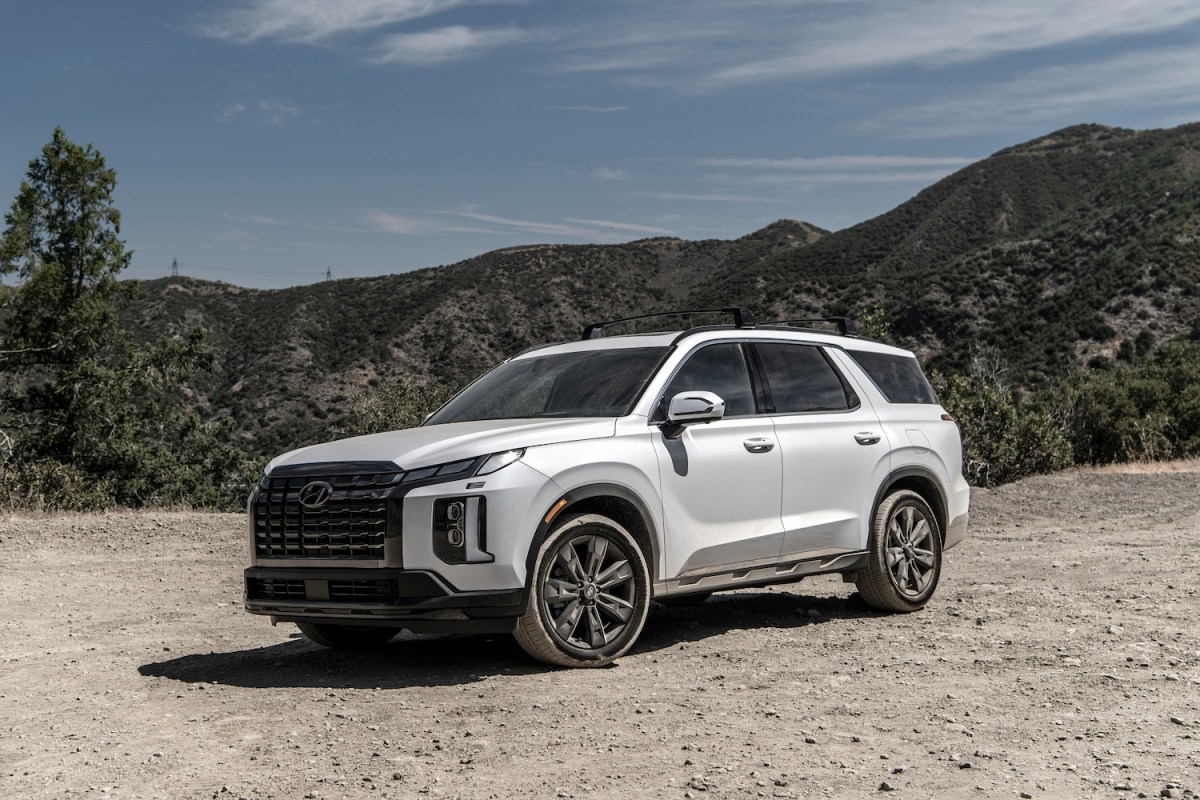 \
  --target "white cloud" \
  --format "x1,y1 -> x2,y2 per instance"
696,155 -> 977,170
223,212 -> 293,226
218,99 -> 300,126
564,217 -> 674,235
446,210 -> 672,240
591,167 -> 633,181
547,0 -> 1200,91
639,192 -> 772,203
194,0 -> 474,43
365,211 -> 499,235
868,46 -> 1200,138
735,170 -> 966,185
546,105 -> 630,113
373,25 -> 539,64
